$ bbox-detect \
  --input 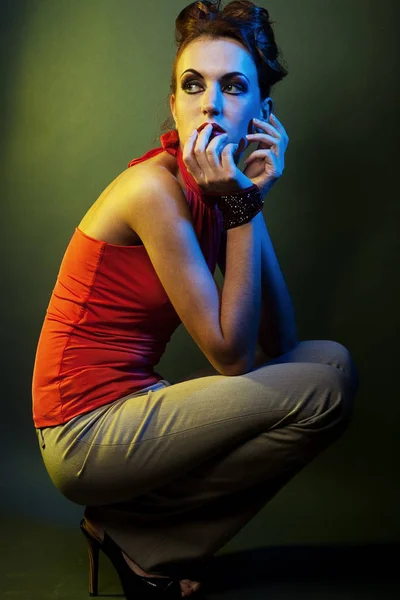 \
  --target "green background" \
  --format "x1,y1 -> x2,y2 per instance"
1,0 -> 398,550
